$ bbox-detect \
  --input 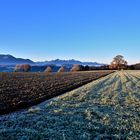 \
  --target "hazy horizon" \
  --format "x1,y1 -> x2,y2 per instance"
0,53 -> 139,65
0,0 -> 140,65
